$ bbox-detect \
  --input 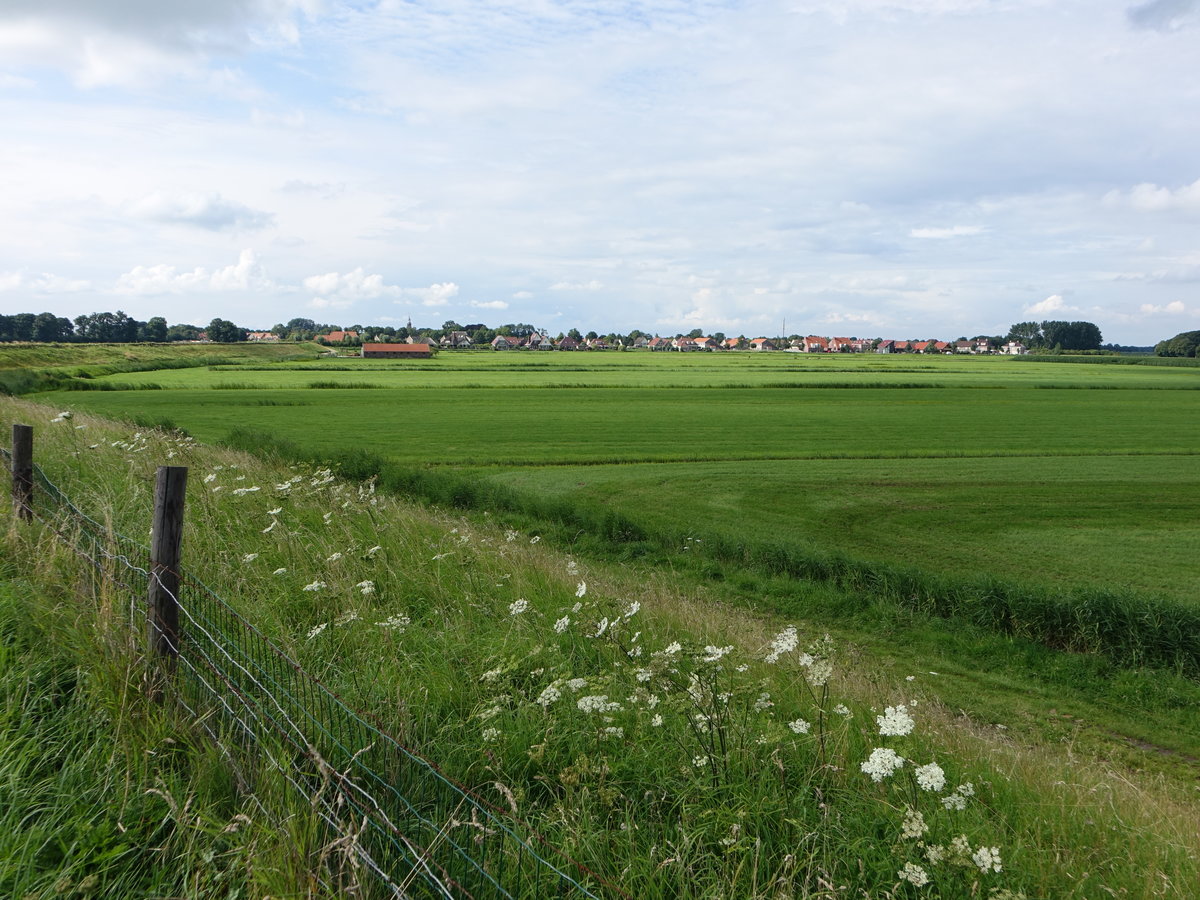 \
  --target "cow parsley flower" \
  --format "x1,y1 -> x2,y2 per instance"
529,535 -> 540,544
765,625 -> 799,663
898,862 -> 930,887
833,703 -> 852,717
357,580 -> 375,595
553,615 -> 570,633
624,600 -> 640,618
376,614 -> 410,631
702,645 -> 733,663
242,553 -> 258,563
972,846 -> 1002,874
262,520 -> 277,534
273,567 -> 287,576
575,581 -> 587,597
327,552 -> 343,562
367,545 -> 382,558
876,704 -> 916,736
268,507 -> 282,516
307,622 -> 328,639
482,727 -> 500,743
788,718 -> 811,734
901,806 -> 928,839
693,755 -> 708,768
754,692 -> 774,711
508,599 -> 528,616
651,714 -> 664,727
302,581 -> 326,592
577,695 -> 621,714
915,762 -> 946,792
536,684 -> 562,707
662,641 -> 682,656
203,473 -> 217,484
566,678 -> 588,691
602,726 -> 624,739
861,747 -> 905,782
